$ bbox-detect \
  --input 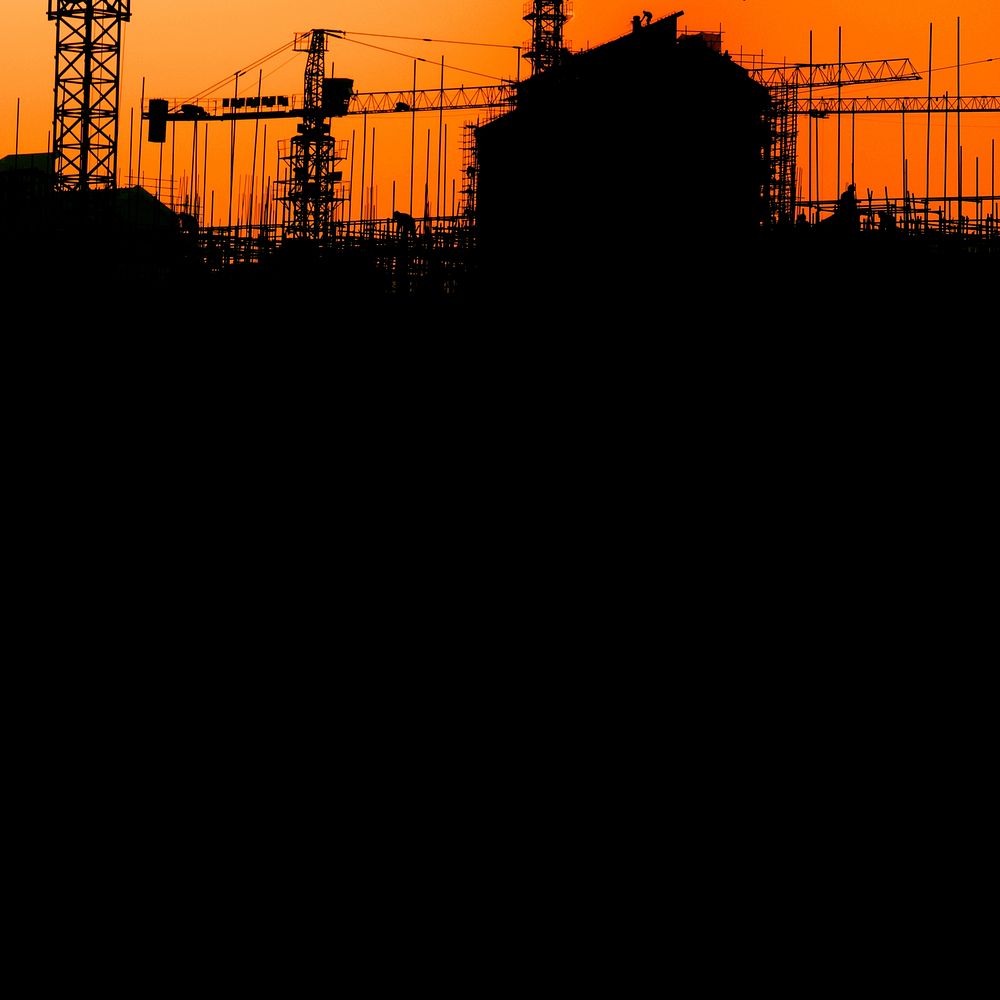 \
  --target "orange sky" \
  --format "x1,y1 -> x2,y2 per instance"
1,2 -> 997,223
